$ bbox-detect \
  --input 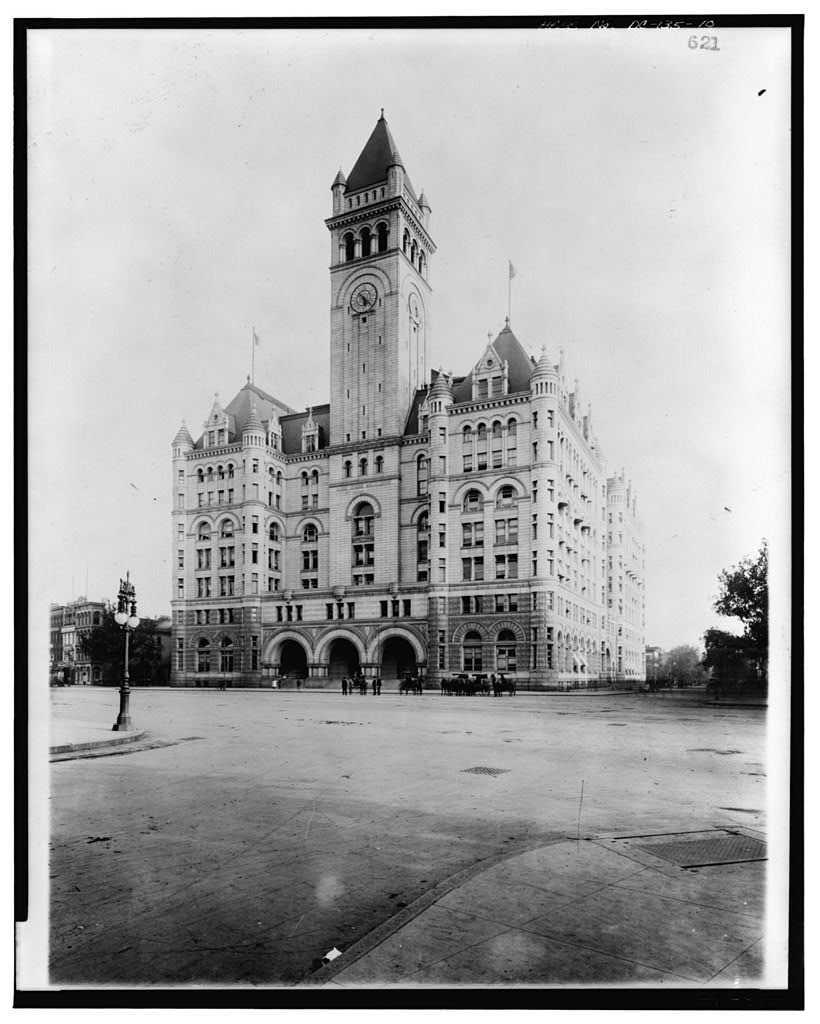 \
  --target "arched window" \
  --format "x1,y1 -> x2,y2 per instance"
197,638 -> 211,673
269,522 -> 280,542
410,239 -> 417,265
419,251 -> 425,276
491,420 -> 503,468
93,611 -> 101,626
375,455 -> 384,474
497,485 -> 516,508
220,519 -> 234,539
361,226 -> 372,259
207,466 -> 213,480
343,232 -> 355,261
463,489 -> 483,513
276,470 -> 283,486
417,454 -> 428,496
403,229 -> 410,254
352,502 -> 375,586
463,631 -> 483,672
303,523 -> 318,543
217,464 -> 224,480
220,637 -> 234,673
359,457 -> 368,476
417,512 -> 429,581
197,468 -> 204,483
476,423 -> 488,470
227,463 -> 235,479
197,522 -> 210,541
506,419 -> 517,464
462,425 -> 473,444
377,222 -> 388,252
496,629 -> 517,672
344,460 -> 352,479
